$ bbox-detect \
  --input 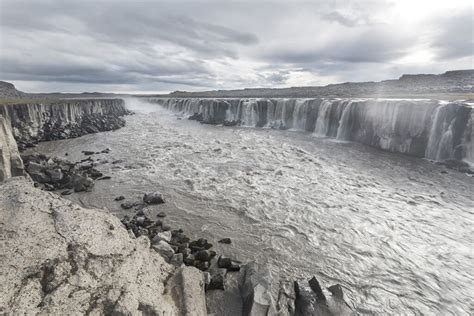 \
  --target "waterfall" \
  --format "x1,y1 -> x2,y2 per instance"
314,100 -> 333,137
425,104 -> 456,161
336,101 -> 354,140
149,97 -> 472,163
